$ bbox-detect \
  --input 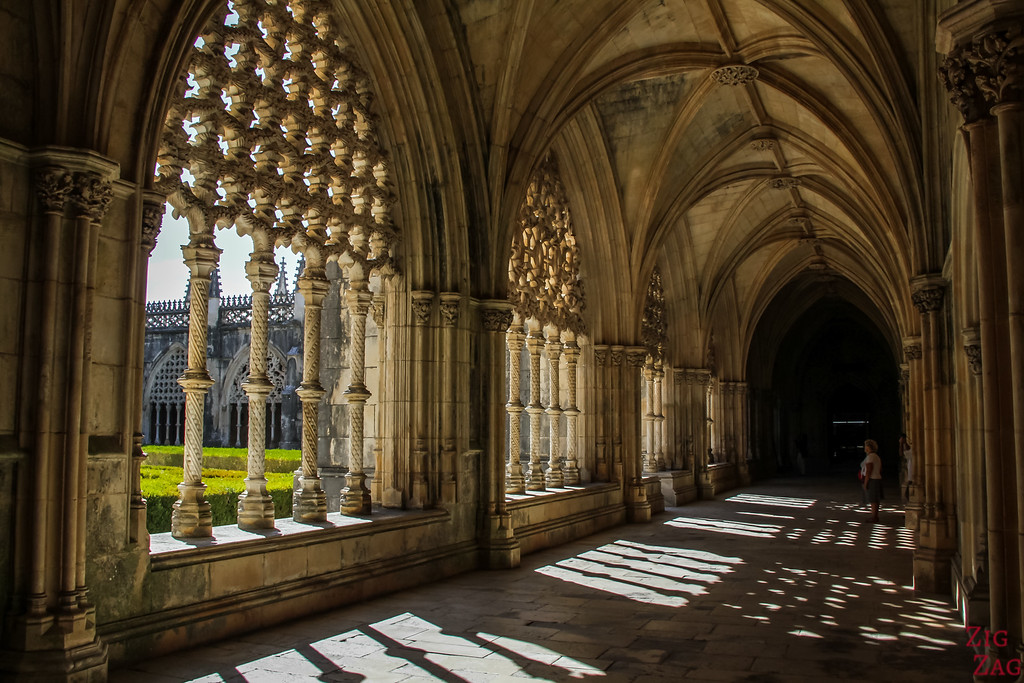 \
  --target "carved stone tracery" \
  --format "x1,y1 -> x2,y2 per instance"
507,153 -> 586,335
642,267 -> 667,361
155,0 -> 398,273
